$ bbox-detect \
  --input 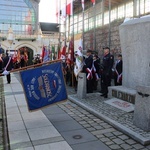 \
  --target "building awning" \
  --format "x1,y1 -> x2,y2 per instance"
39,22 -> 59,34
